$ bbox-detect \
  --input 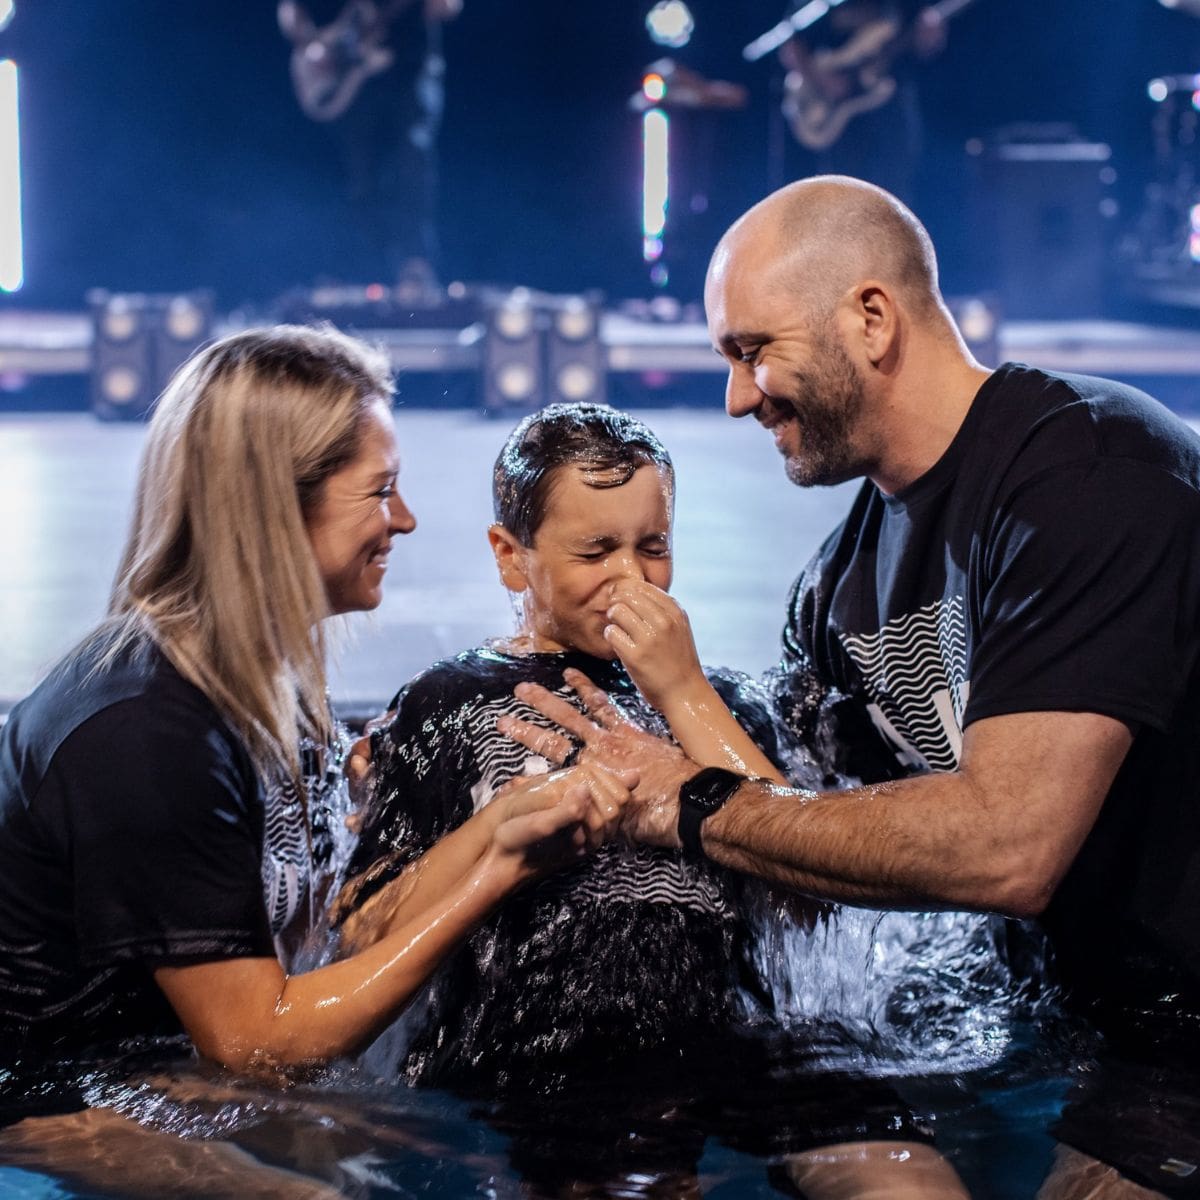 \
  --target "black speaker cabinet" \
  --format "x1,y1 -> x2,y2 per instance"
970,133 -> 1115,320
